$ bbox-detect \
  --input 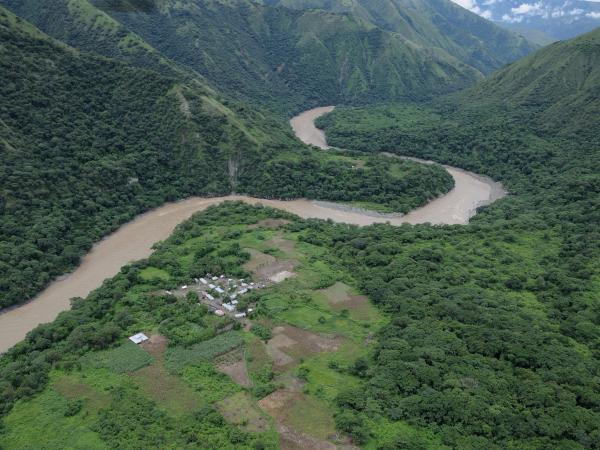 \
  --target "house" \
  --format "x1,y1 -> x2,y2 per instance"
212,276 -> 218,281
239,288 -> 248,295
208,283 -> 216,289
222,303 -> 235,312
214,310 -> 225,317
206,293 -> 215,301
215,287 -> 225,294
232,300 -> 238,305
129,333 -> 149,344
199,278 -> 208,285
181,285 -> 188,290
235,313 -> 246,319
